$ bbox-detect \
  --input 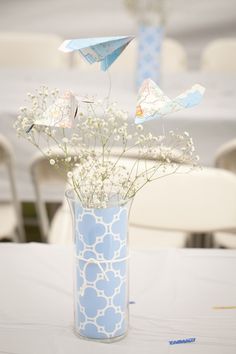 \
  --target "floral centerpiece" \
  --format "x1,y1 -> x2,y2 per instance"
15,89 -> 198,207
14,35 -> 204,343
